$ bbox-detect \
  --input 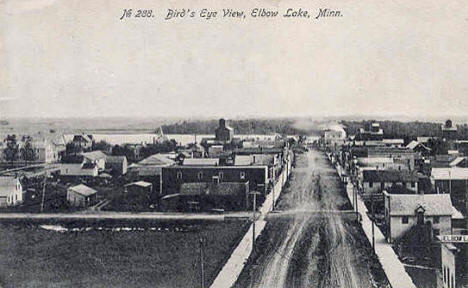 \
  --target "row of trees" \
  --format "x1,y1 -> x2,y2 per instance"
161,119 -> 305,135
65,138 -> 178,162
2,135 -> 38,167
